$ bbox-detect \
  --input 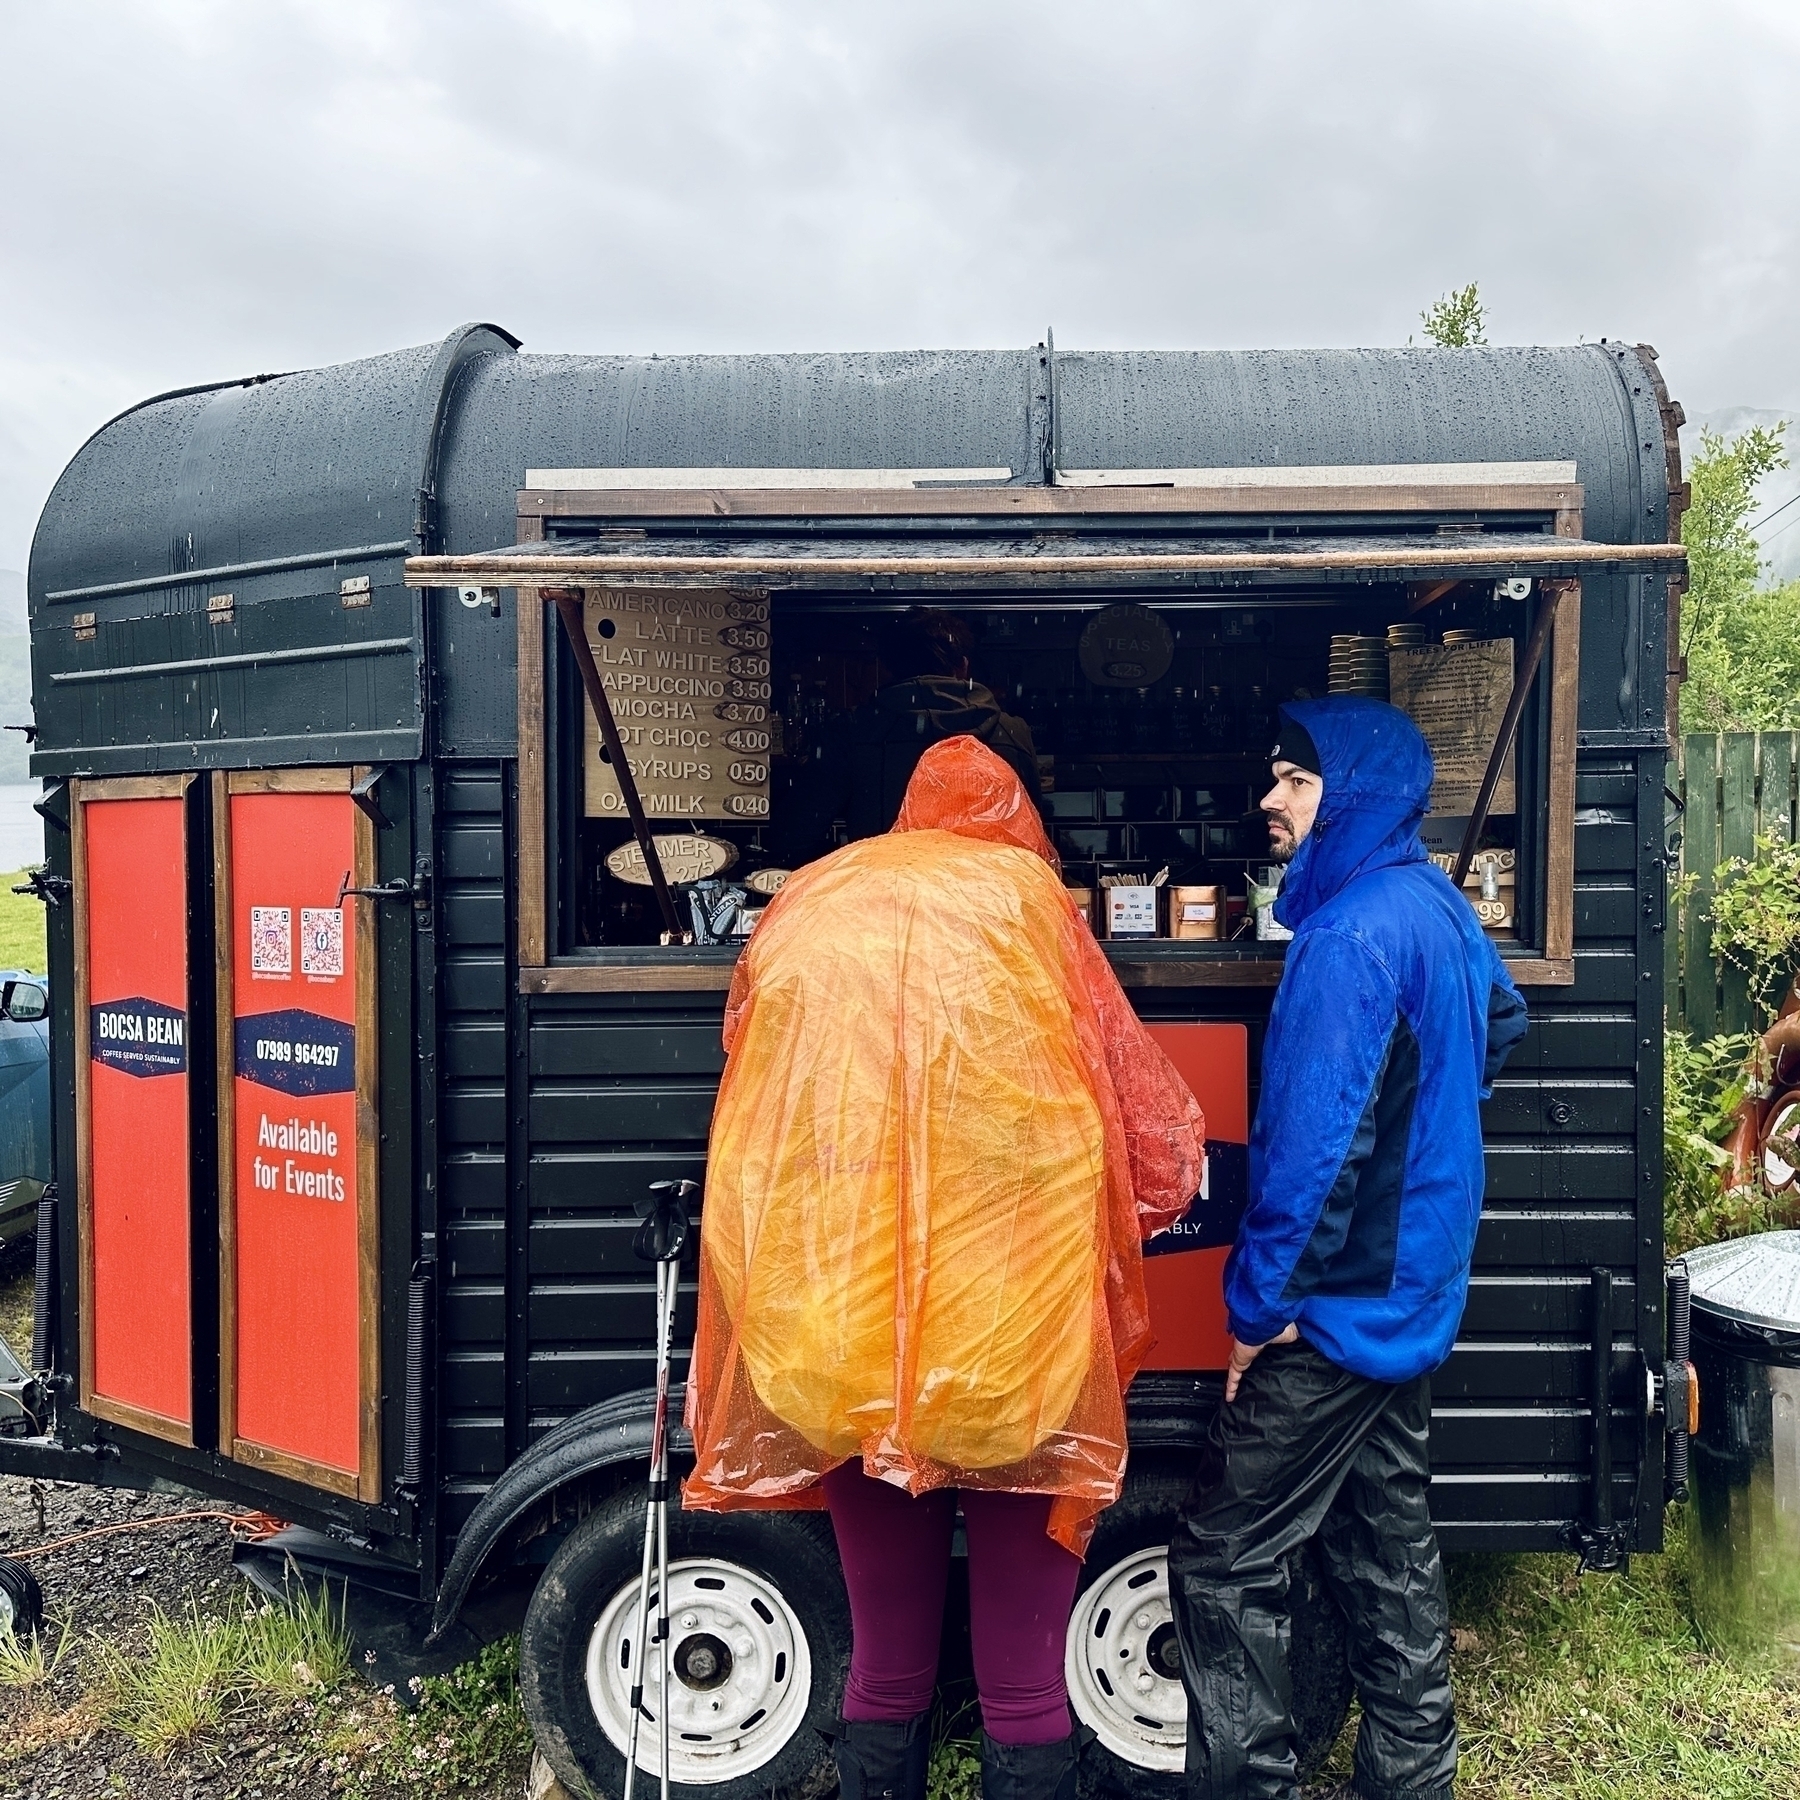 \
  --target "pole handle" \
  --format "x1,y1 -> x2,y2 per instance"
635,1178 -> 697,1264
